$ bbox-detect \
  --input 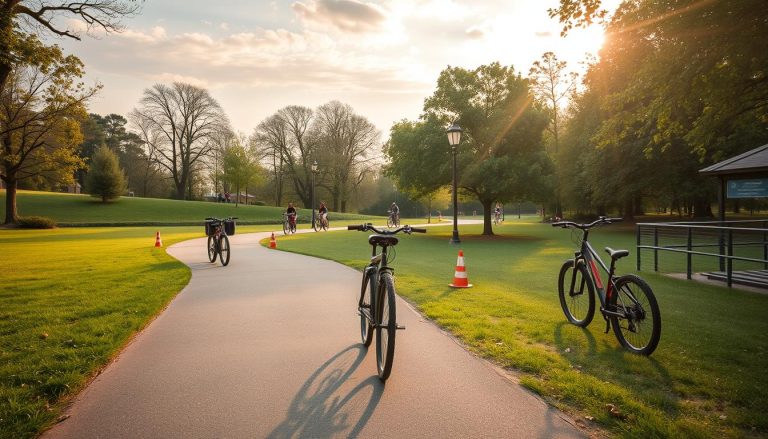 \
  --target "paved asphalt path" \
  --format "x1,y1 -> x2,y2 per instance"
44,226 -> 584,439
